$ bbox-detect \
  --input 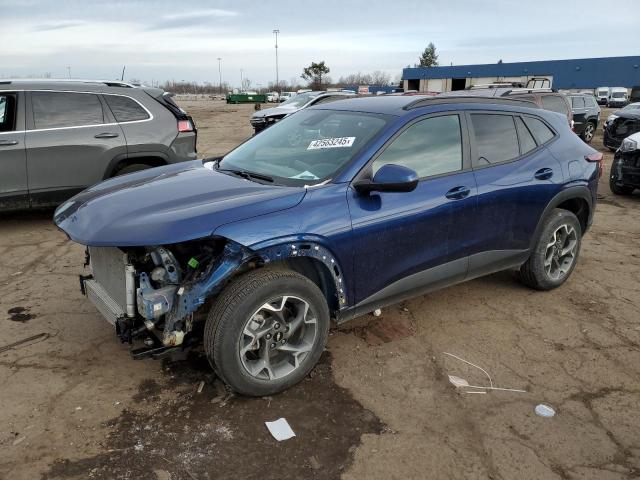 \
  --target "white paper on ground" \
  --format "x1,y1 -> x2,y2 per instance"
265,418 -> 296,441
